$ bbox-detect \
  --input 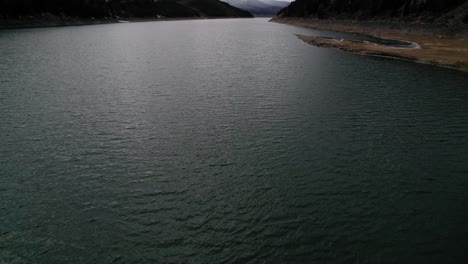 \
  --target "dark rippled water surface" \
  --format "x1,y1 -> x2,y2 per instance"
1,18 -> 468,263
